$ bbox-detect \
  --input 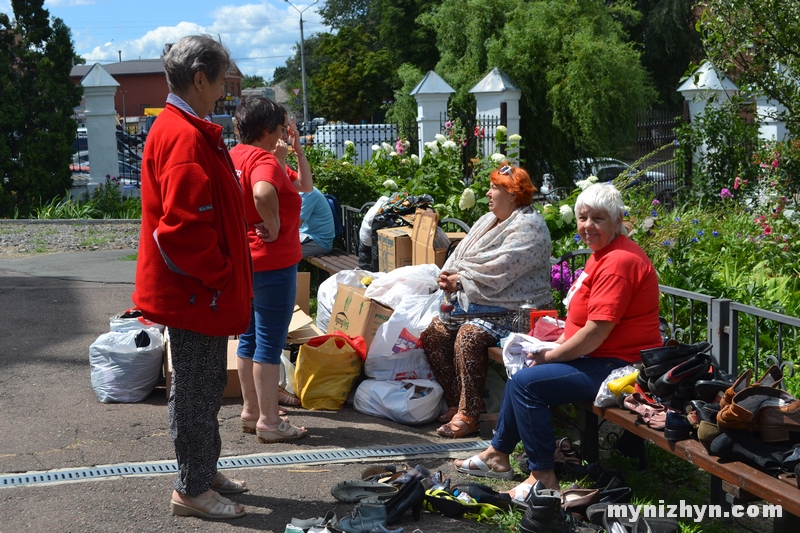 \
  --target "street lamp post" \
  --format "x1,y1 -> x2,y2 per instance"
285,0 -> 318,132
